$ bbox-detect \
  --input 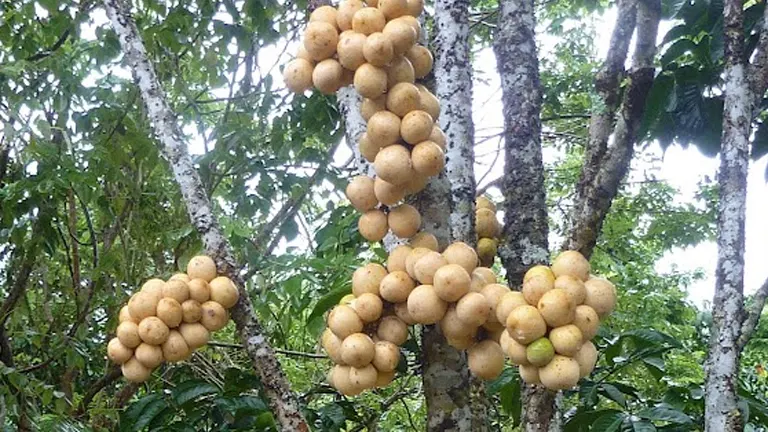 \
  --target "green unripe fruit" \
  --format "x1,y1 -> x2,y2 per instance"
526,337 -> 555,367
